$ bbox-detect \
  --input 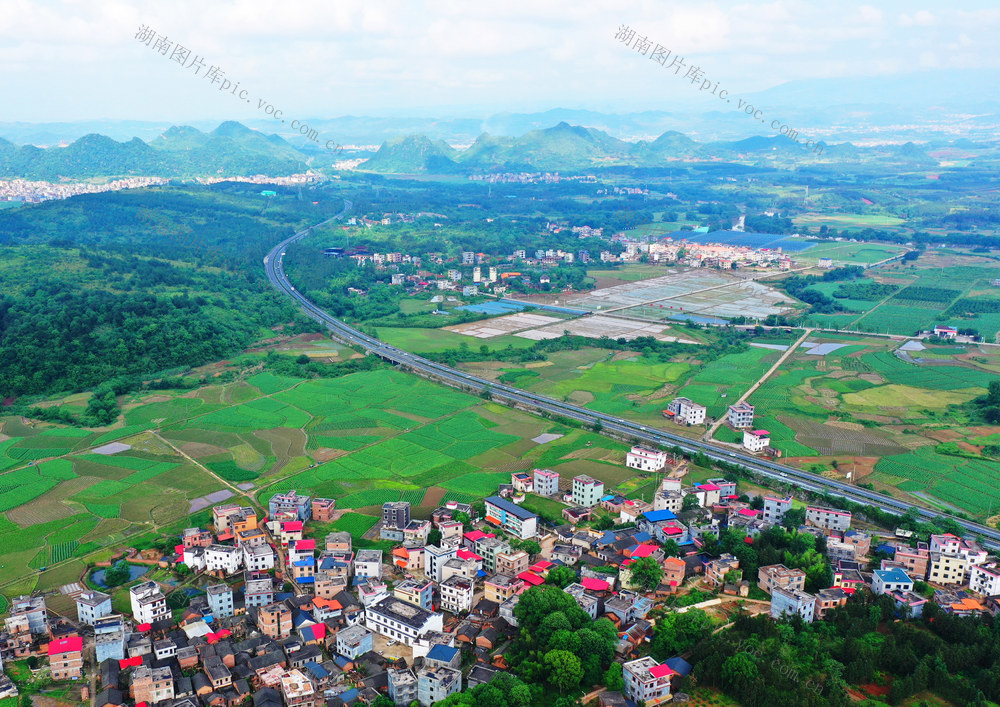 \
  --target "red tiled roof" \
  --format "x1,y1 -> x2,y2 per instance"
175,544 -> 185,553
484,516 -> 502,526
295,539 -> 316,551
48,636 -> 82,655
649,664 -> 677,678
136,623 -> 152,632
581,577 -> 611,592
699,484 -> 721,491
282,521 -> 303,532
738,508 -> 758,516
530,560 -> 553,572
516,571 -> 544,586
119,656 -> 143,668
464,531 -> 487,542
456,549 -> 482,561
216,531 -> 234,541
